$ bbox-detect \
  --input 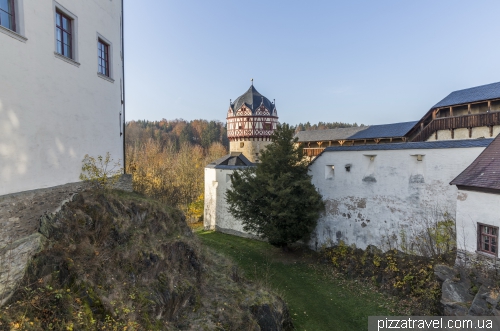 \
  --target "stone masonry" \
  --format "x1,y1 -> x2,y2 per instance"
0,182 -> 83,306
0,175 -> 133,306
